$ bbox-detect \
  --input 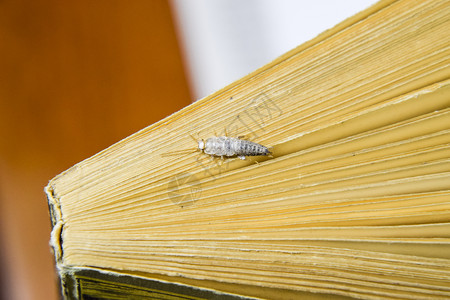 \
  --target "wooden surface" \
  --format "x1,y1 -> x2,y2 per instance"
0,1 -> 191,299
